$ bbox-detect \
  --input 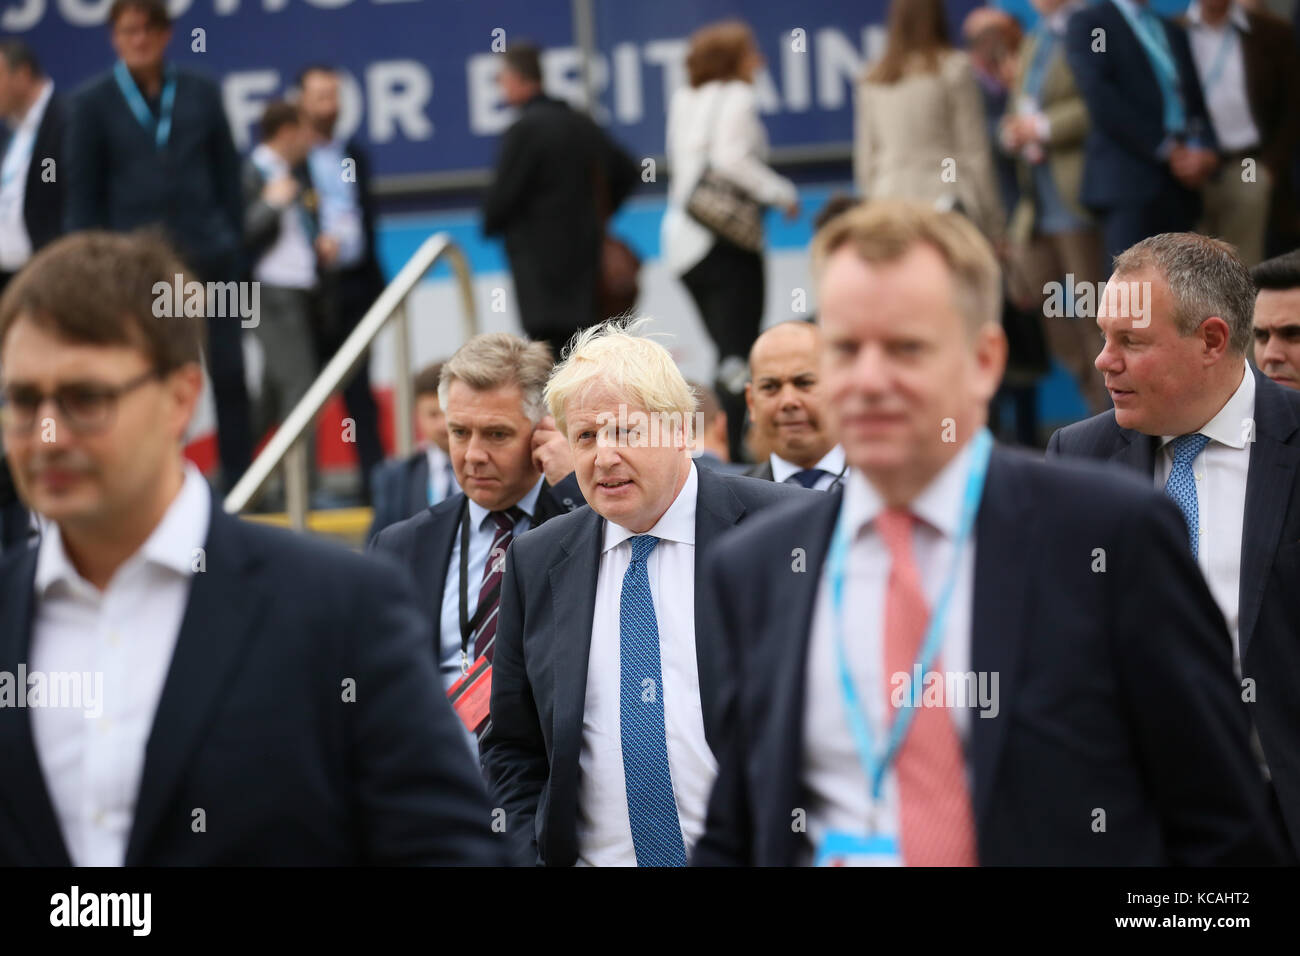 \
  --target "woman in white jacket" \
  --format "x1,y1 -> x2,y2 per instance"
662,20 -> 798,461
